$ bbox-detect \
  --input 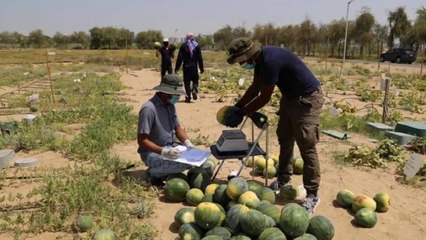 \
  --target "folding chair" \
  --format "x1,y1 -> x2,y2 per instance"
209,112 -> 271,186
